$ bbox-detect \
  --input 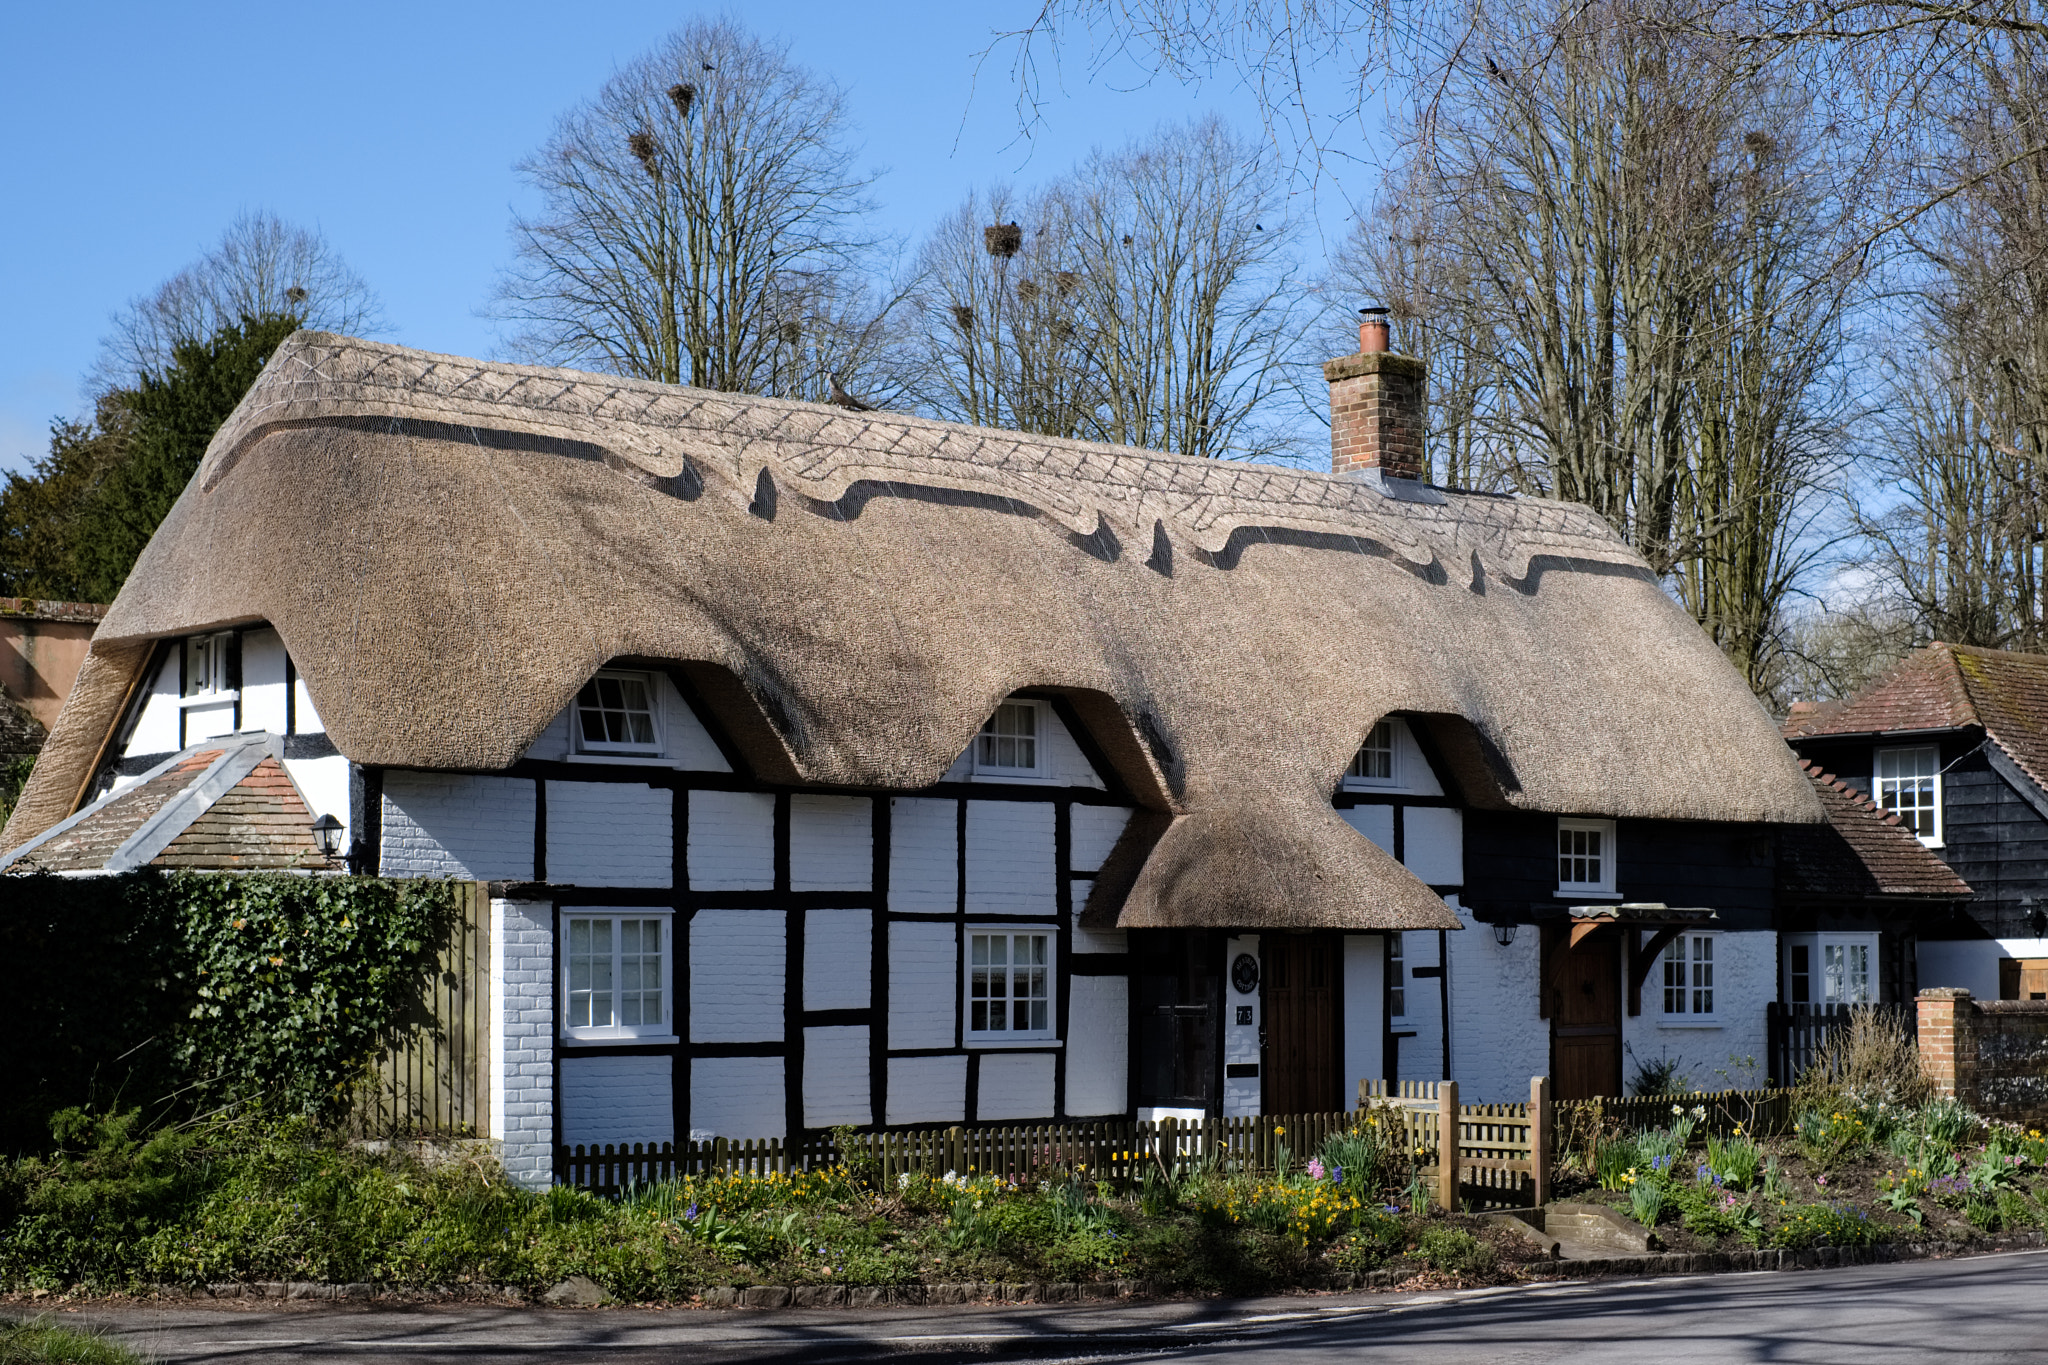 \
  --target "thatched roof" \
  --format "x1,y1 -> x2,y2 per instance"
2,334 -> 1822,931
